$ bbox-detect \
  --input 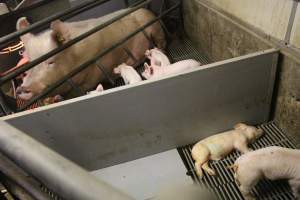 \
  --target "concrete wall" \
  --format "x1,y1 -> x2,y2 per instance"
208,0 -> 293,41
183,0 -> 300,147
291,6 -> 300,48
